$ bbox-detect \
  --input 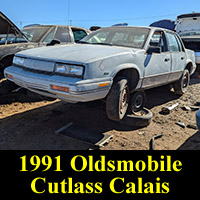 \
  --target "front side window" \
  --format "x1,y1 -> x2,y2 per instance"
72,29 -> 87,42
81,27 -> 150,49
43,28 -> 56,43
150,31 -> 167,52
166,32 -> 180,52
